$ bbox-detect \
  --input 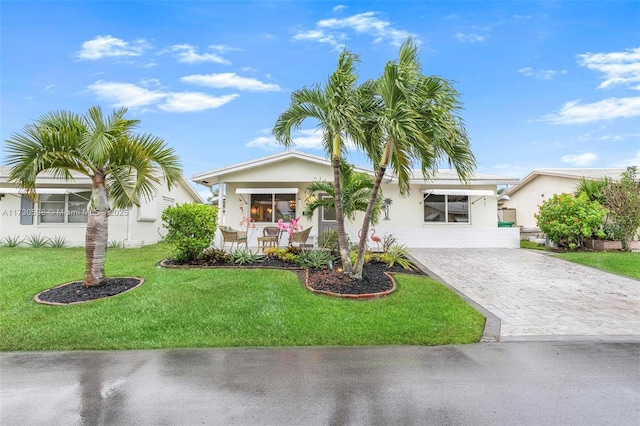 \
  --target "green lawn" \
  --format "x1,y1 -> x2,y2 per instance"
555,251 -> 640,280
0,244 -> 484,351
